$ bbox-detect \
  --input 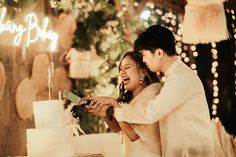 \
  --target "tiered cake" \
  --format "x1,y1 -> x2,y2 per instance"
26,100 -> 75,156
